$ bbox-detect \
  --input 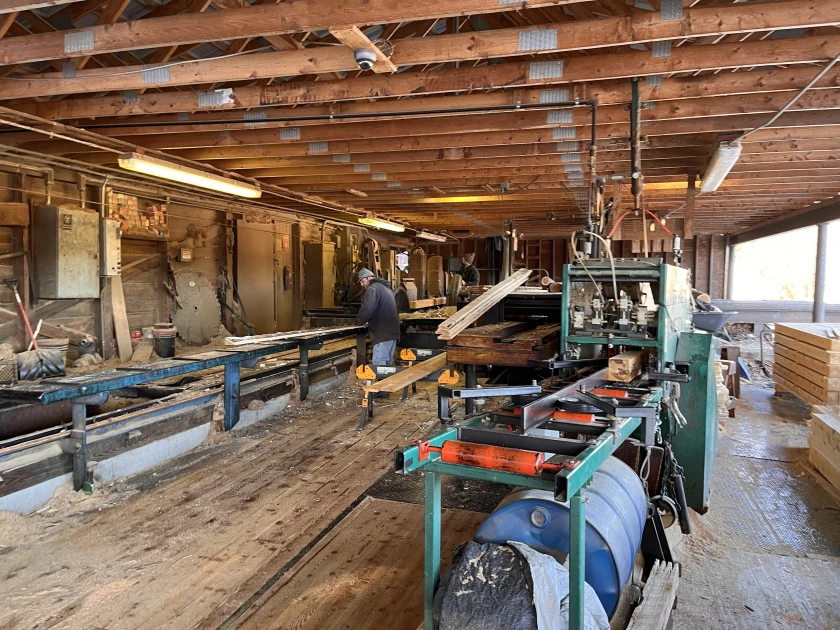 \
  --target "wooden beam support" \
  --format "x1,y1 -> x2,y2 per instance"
0,0 -> 82,12
17,64 -> 840,121
0,0 -> 592,65
328,25 -> 397,74
1,25 -> 838,99
684,173 -> 696,240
